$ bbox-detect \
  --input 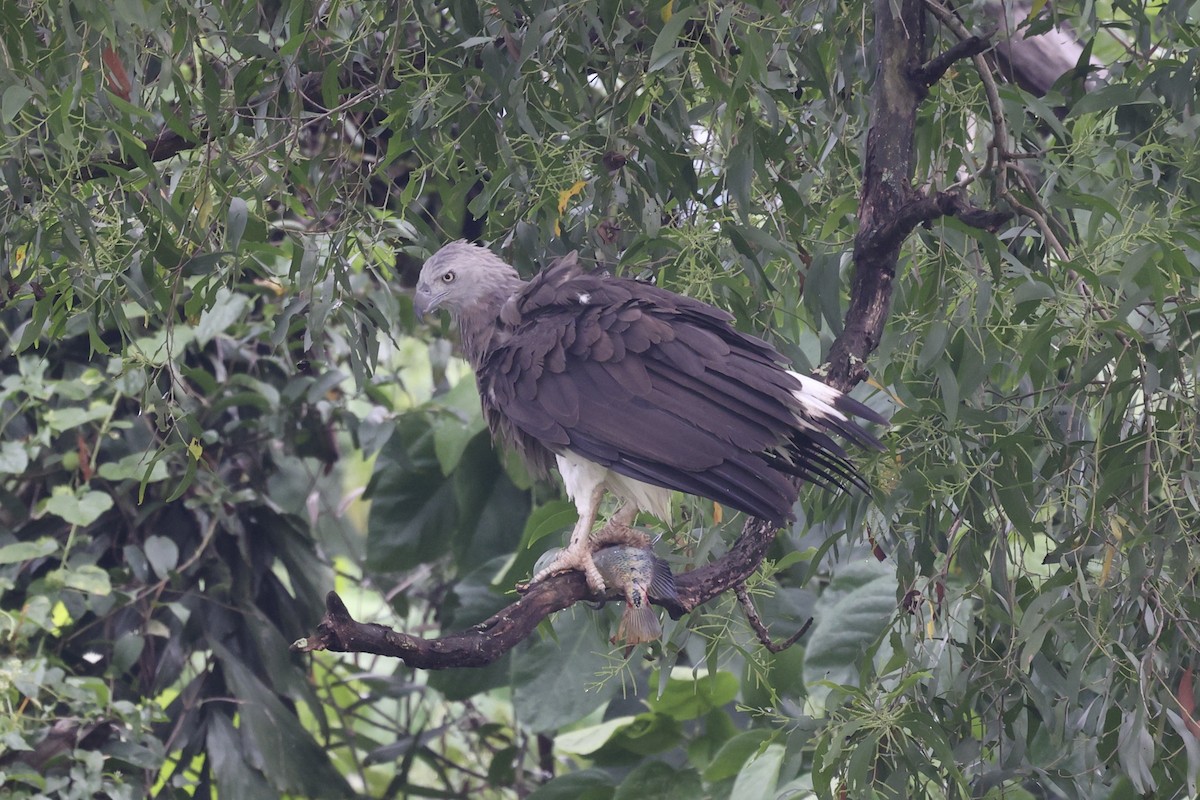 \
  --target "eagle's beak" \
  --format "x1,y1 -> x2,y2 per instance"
413,286 -> 434,322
